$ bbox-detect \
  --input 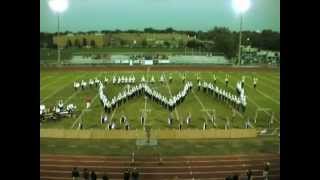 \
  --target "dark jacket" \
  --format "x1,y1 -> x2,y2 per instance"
124,170 -> 130,180
132,171 -> 139,180
71,169 -> 80,177
102,174 -> 109,180
90,171 -> 97,180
